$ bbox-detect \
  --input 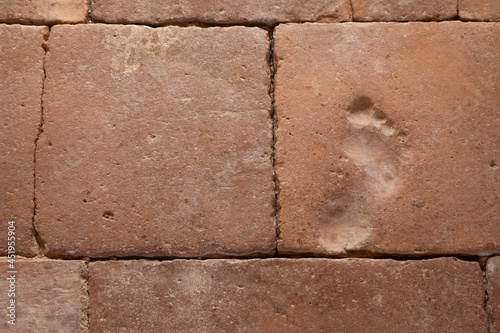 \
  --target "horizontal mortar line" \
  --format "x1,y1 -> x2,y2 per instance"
0,254 -> 496,263
1,18 -> 496,30
85,19 -> 472,27
0,21 -> 273,30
